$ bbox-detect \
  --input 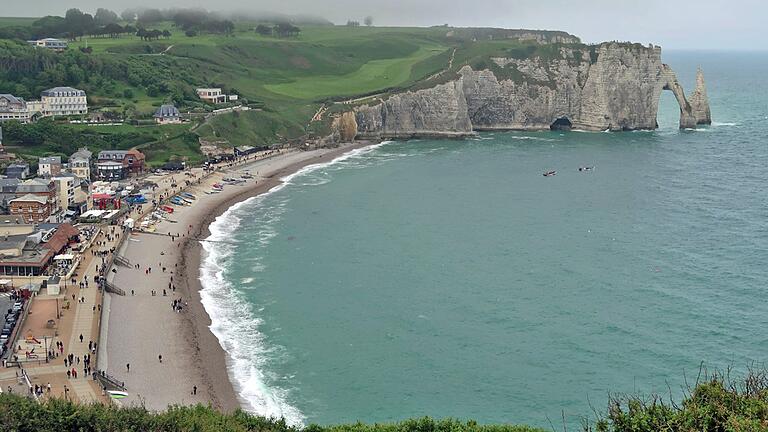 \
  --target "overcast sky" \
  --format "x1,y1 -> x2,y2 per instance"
4,0 -> 763,50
